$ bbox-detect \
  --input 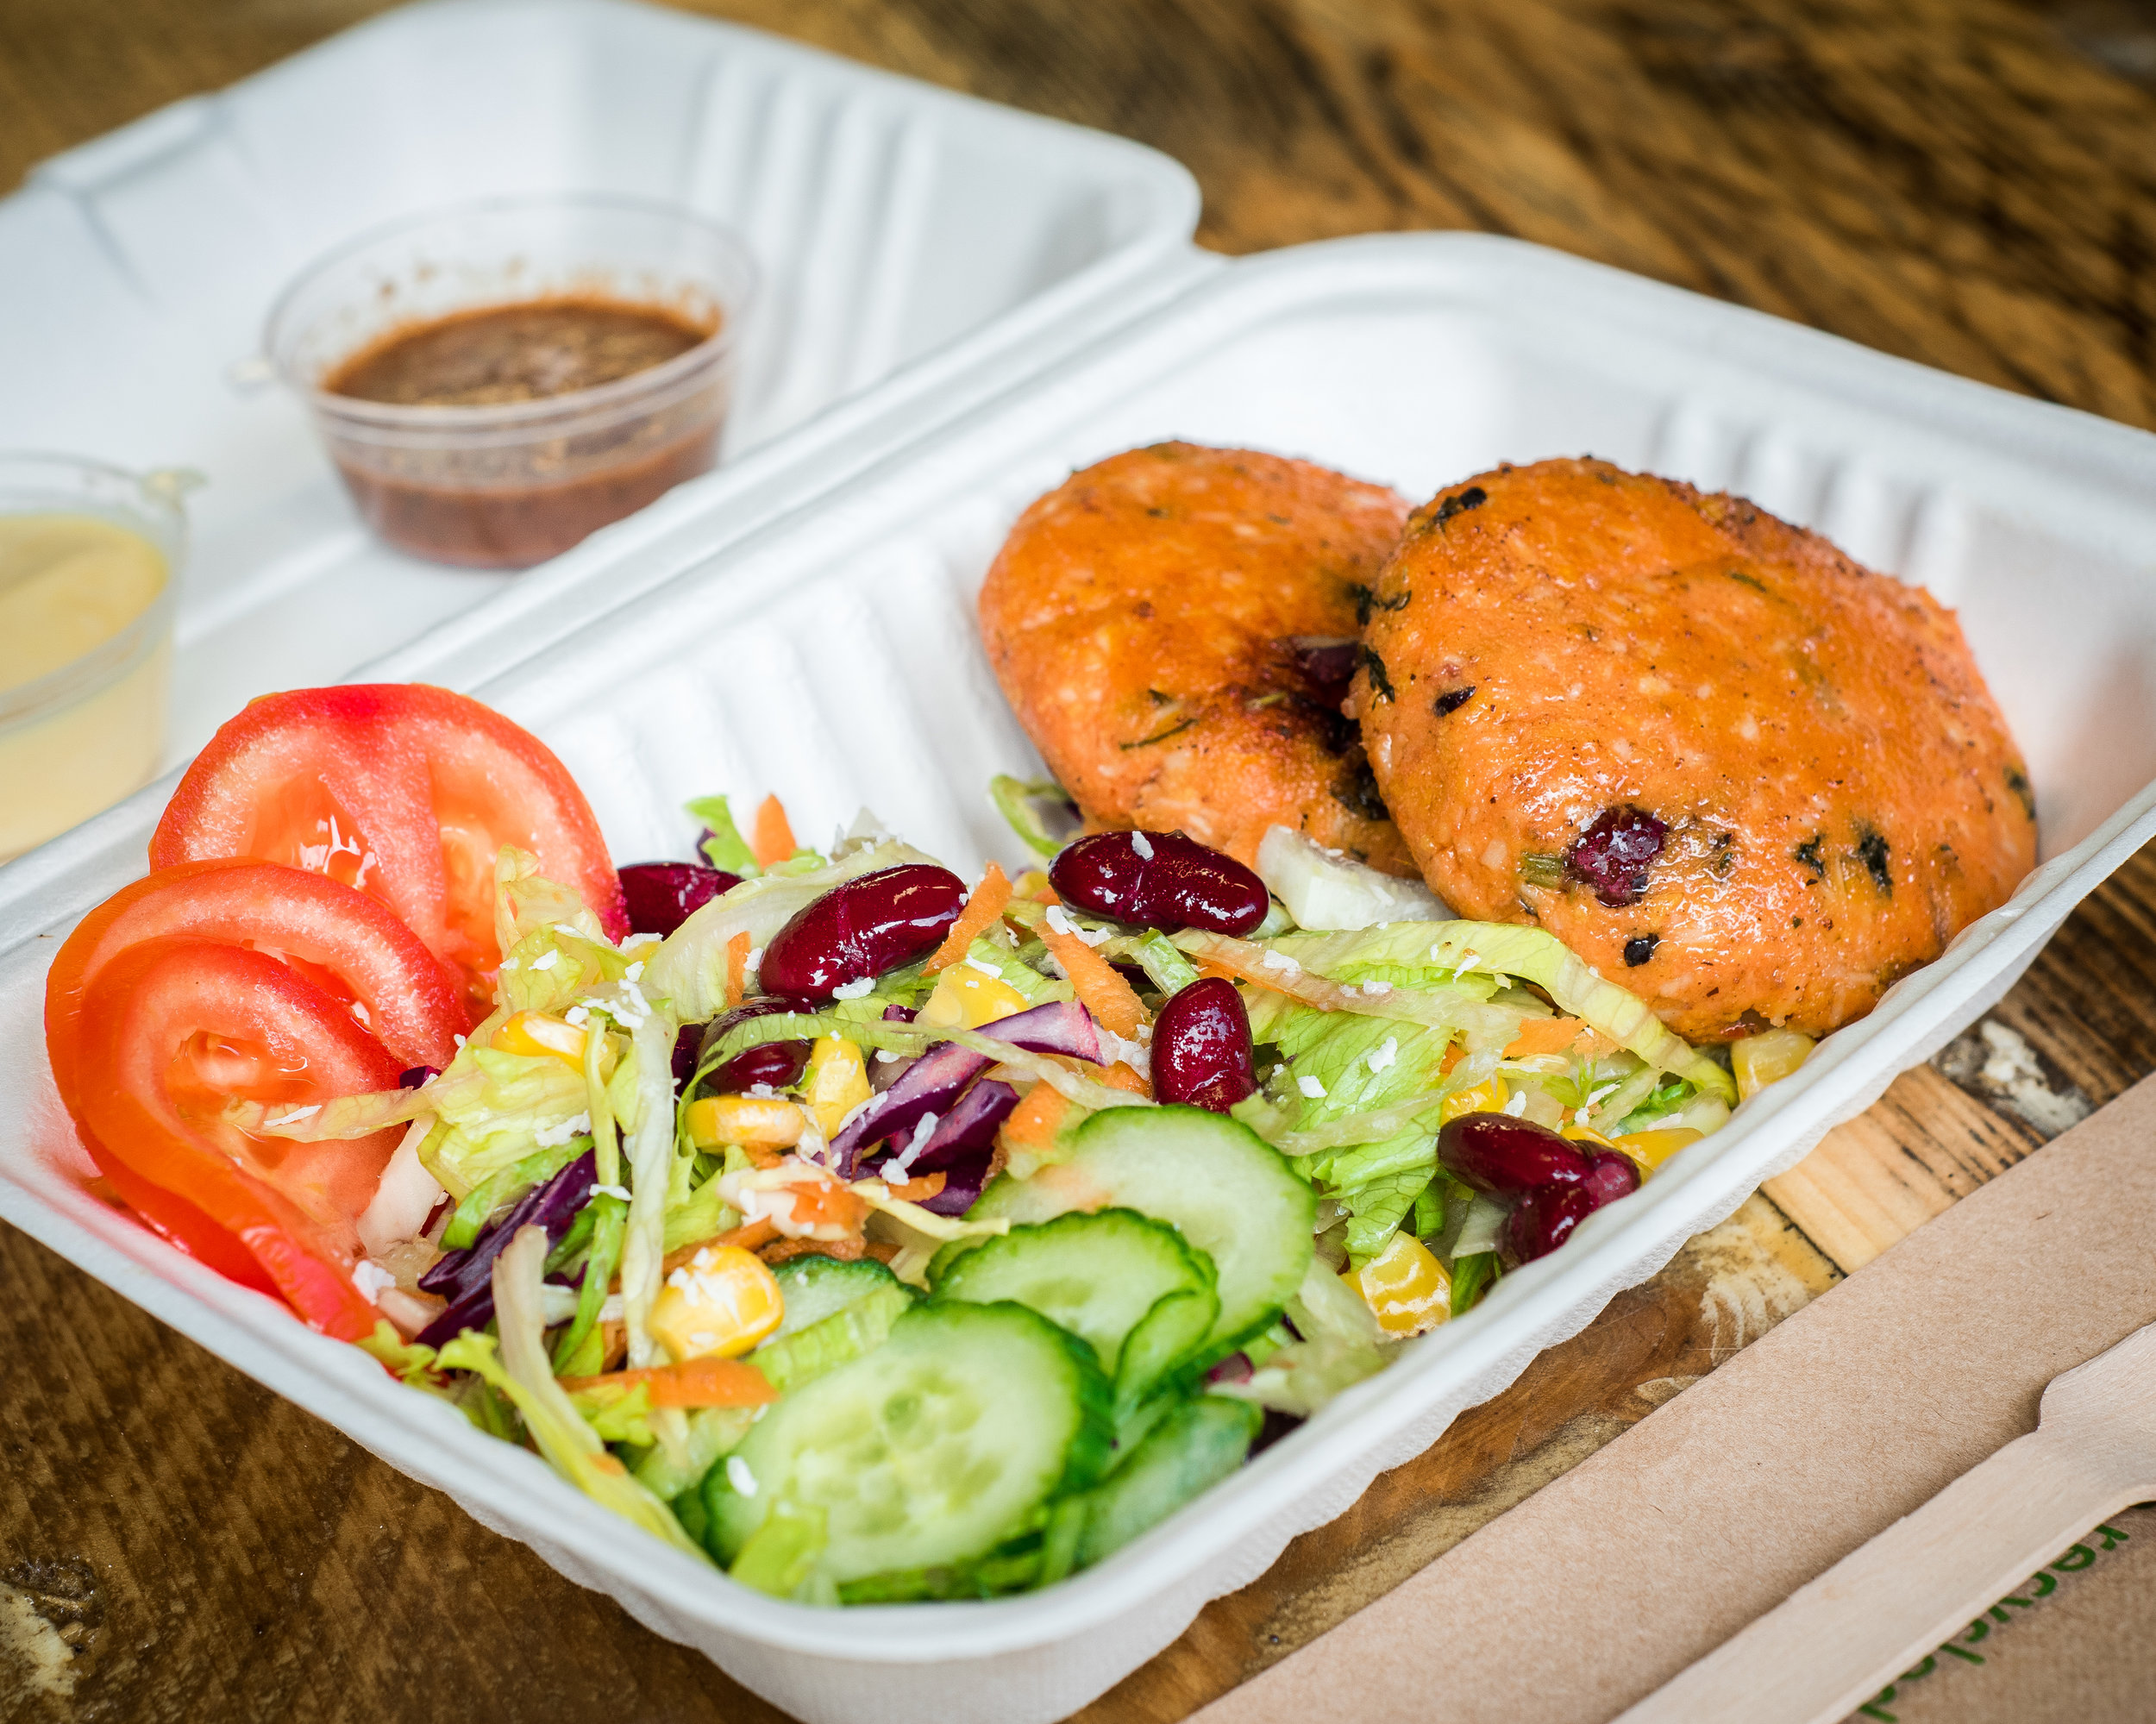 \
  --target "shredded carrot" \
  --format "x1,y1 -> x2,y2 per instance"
880,1170 -> 948,1202
724,930 -> 750,1009
780,1179 -> 869,1235
1039,921 -> 1144,1038
752,795 -> 797,868
1440,1044 -> 1465,1076
665,1217 -> 776,1276
924,862 -> 1012,973
1502,1017 -> 1620,1060
1100,1061 -> 1150,1096
1000,1084 -> 1070,1153
561,1356 -> 776,1408
1505,1016 -> 1588,1057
